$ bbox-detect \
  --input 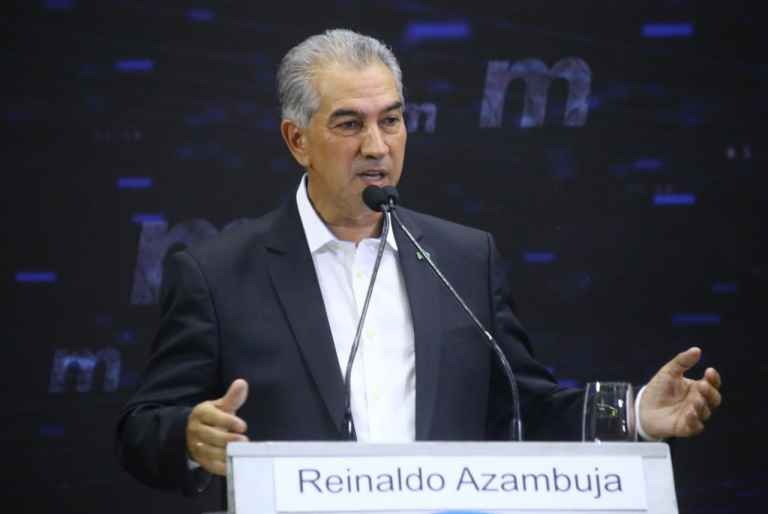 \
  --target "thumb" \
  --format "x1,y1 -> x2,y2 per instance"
215,378 -> 249,413
662,347 -> 702,378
